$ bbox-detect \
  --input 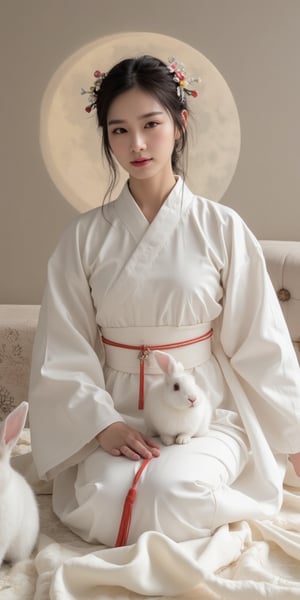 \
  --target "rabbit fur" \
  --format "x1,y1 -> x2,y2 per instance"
144,350 -> 212,446
0,401 -> 39,565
